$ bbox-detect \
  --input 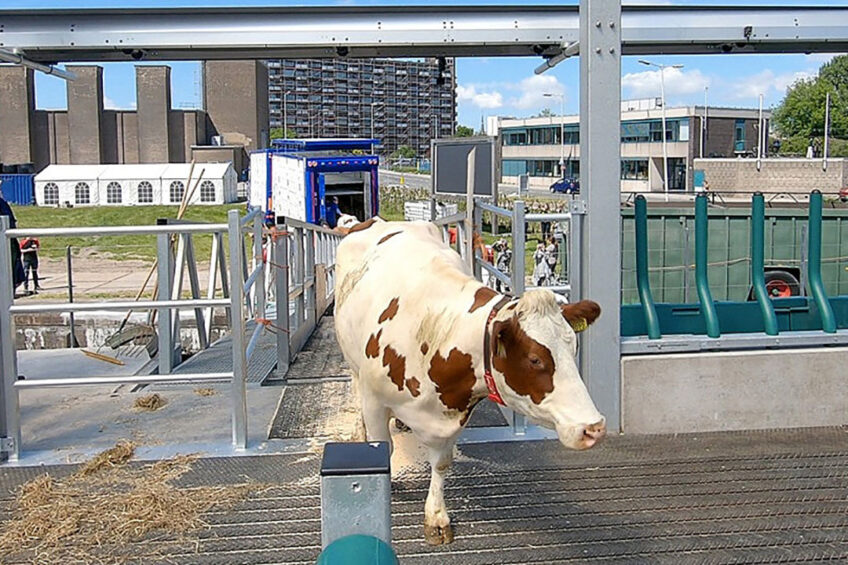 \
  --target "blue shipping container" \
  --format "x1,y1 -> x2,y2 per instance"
0,174 -> 35,205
